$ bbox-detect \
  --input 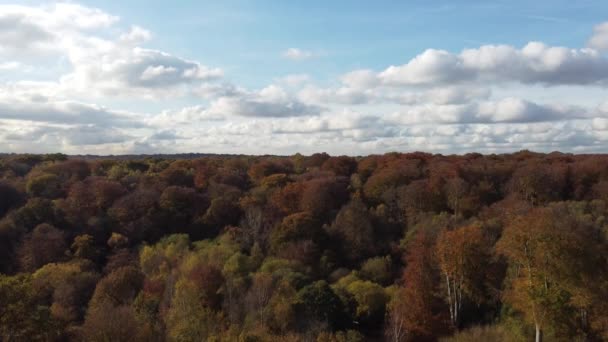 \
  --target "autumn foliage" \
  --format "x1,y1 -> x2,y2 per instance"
0,151 -> 607,341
